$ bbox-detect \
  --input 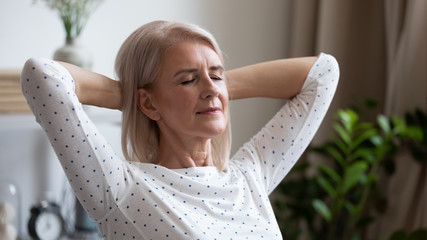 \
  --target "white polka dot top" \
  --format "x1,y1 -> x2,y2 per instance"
21,53 -> 339,239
